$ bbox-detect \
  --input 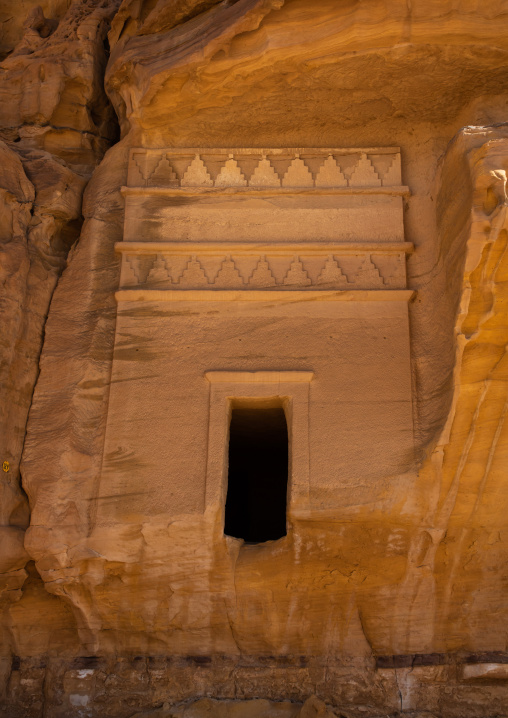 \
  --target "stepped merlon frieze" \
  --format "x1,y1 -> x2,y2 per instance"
119,147 -> 411,297
116,242 -> 413,291
126,147 -> 405,190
